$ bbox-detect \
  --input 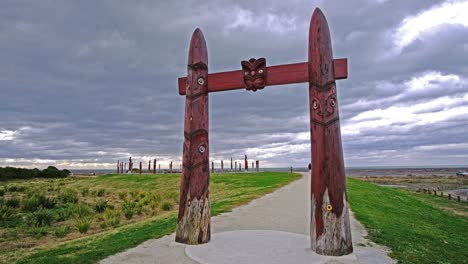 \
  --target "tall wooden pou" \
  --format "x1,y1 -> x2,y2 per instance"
309,8 -> 352,255
175,28 -> 211,244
